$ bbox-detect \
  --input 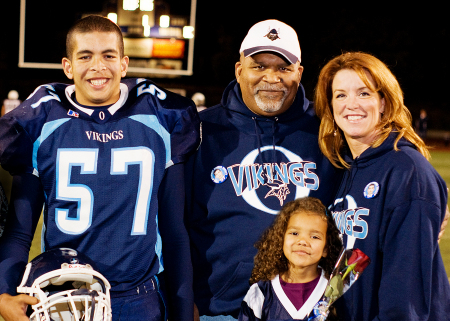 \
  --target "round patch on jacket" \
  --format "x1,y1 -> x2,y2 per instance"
211,166 -> 228,184
311,300 -> 329,319
364,181 -> 379,199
